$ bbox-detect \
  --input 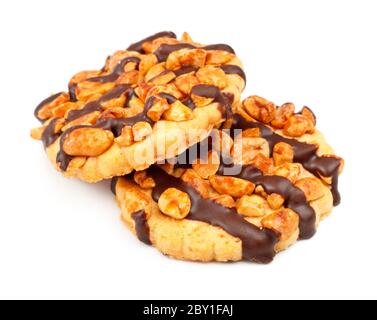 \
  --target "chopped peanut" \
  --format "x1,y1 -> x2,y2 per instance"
175,74 -> 200,95
163,100 -> 193,121
192,150 -> 220,179
206,51 -> 234,65
210,194 -> 235,208
283,115 -> 314,137
267,193 -> 285,210
63,128 -> 114,157
236,195 -> 268,217
158,188 -> 191,219
273,142 -> 294,166
261,208 -> 299,241
196,66 -> 227,89
233,136 -> 270,166
243,96 -> 276,123
295,178 -> 325,201
249,154 -> 273,174
132,122 -> 153,142
209,175 -> 255,198
115,126 -> 134,147
166,49 -> 207,70
145,63 -> 166,83
150,71 -> 176,85
146,97 -> 170,121
271,103 -> 295,129
273,163 -> 302,183
134,171 -> 156,189
181,169 -> 212,199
